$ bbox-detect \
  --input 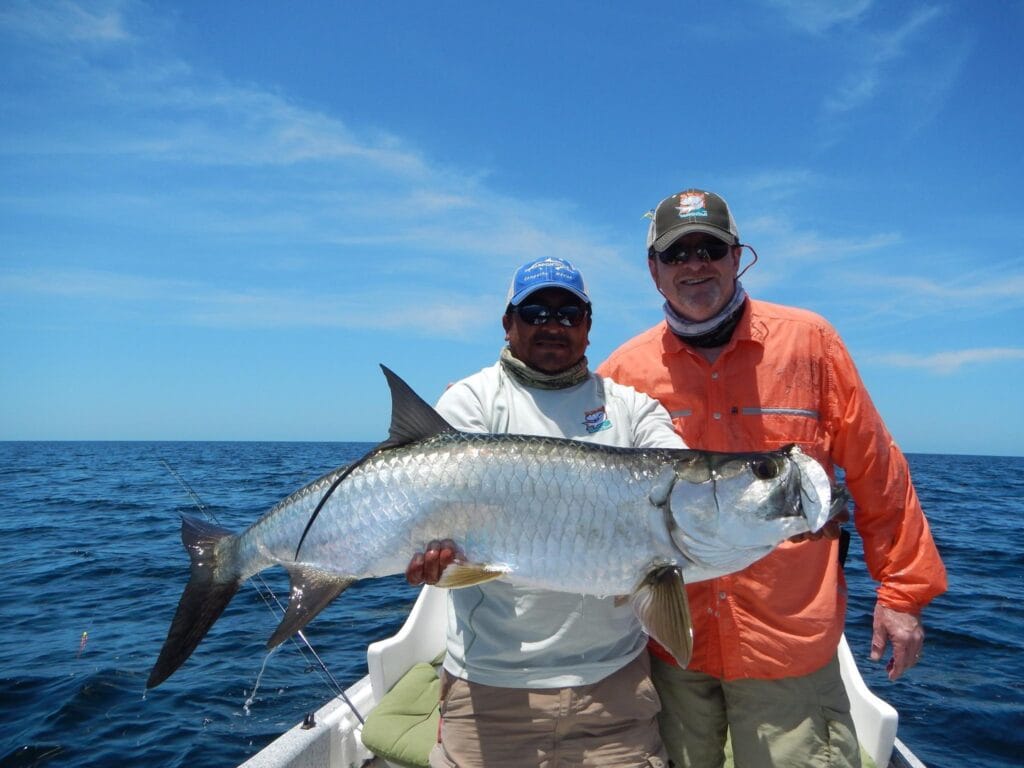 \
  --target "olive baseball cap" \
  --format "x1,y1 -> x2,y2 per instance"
647,189 -> 740,252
